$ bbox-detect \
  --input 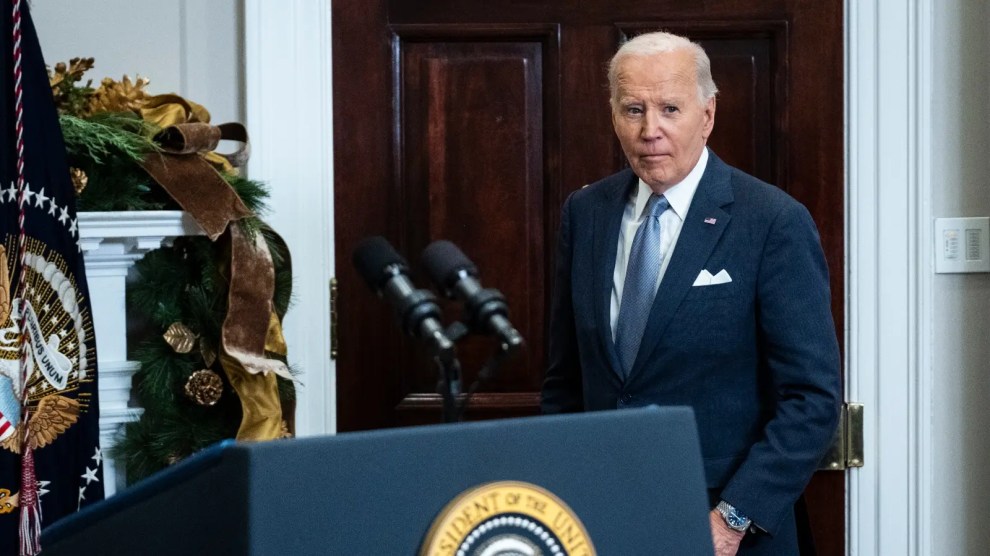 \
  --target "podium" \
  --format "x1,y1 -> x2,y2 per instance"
42,406 -> 713,555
